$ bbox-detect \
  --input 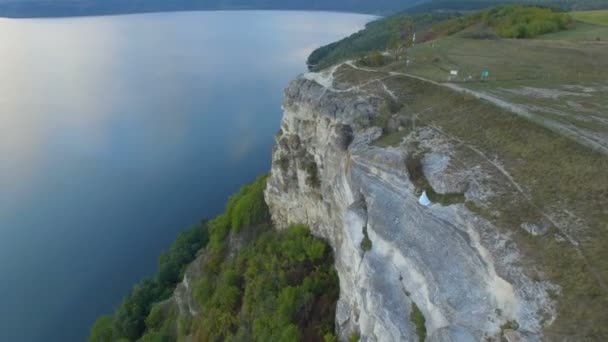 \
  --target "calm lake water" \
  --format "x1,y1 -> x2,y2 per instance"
0,11 -> 372,341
